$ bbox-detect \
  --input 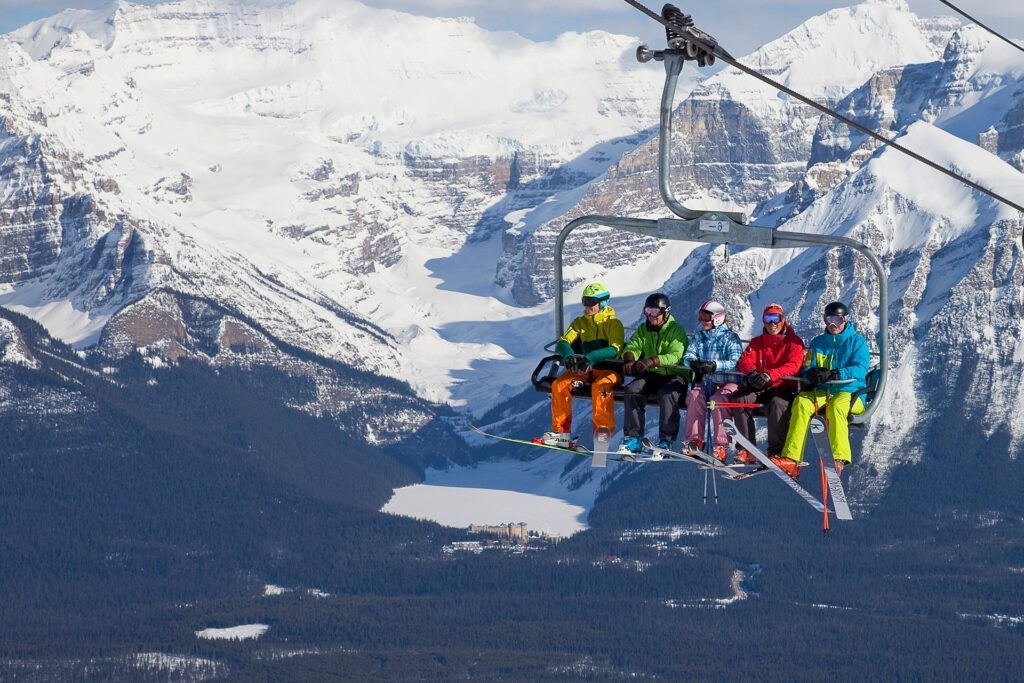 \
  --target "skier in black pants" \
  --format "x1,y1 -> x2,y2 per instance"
730,302 -> 805,463
617,293 -> 690,455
